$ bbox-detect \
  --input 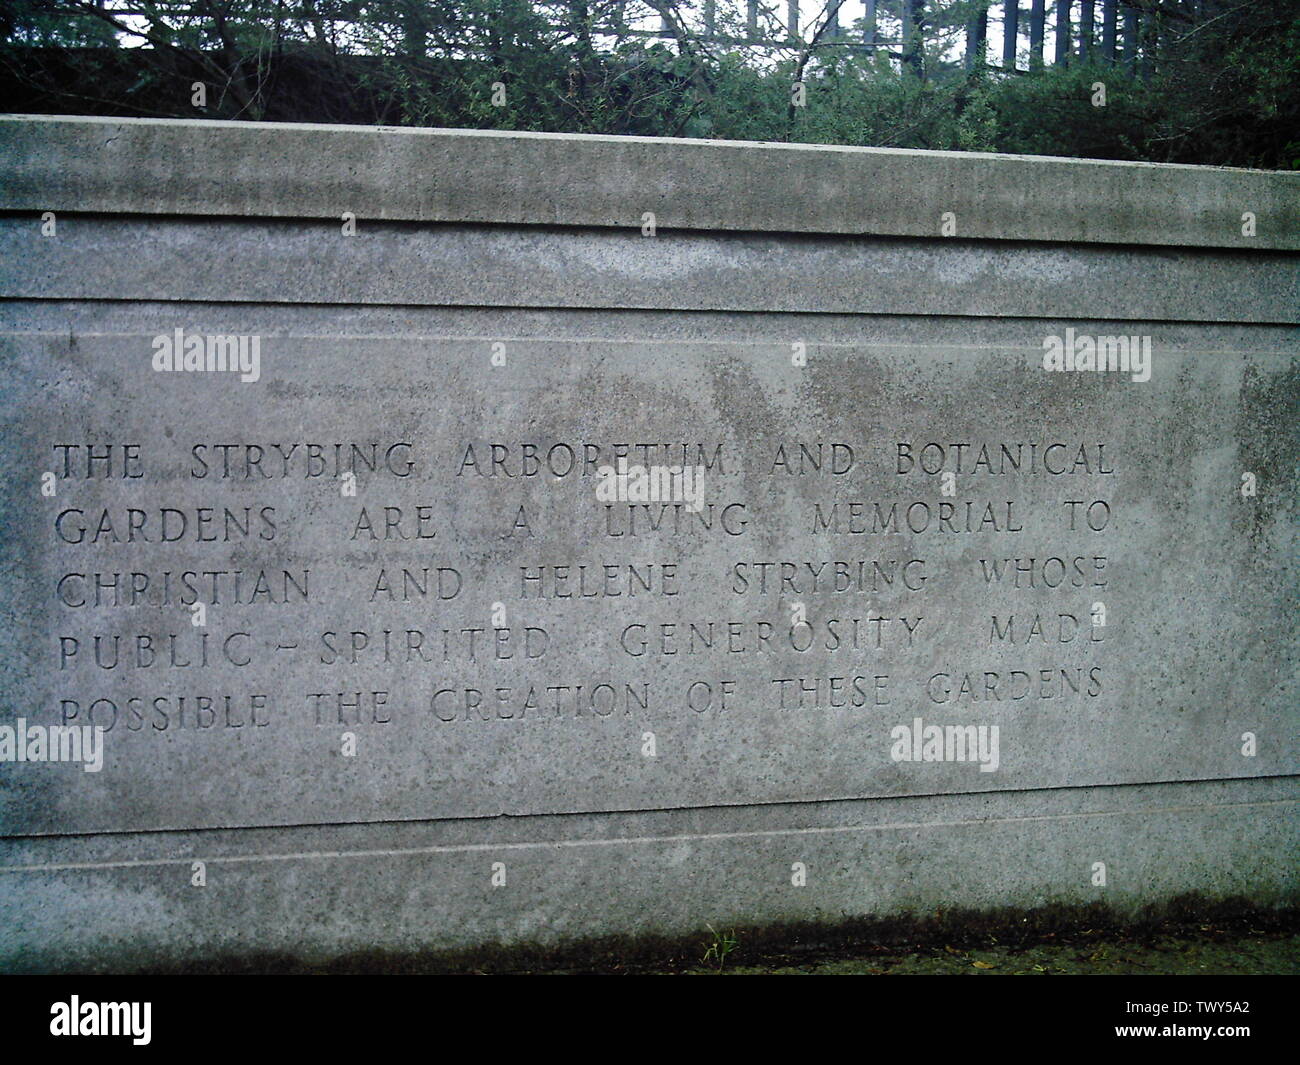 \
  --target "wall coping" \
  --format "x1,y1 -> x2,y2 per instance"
1,114 -> 1297,250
